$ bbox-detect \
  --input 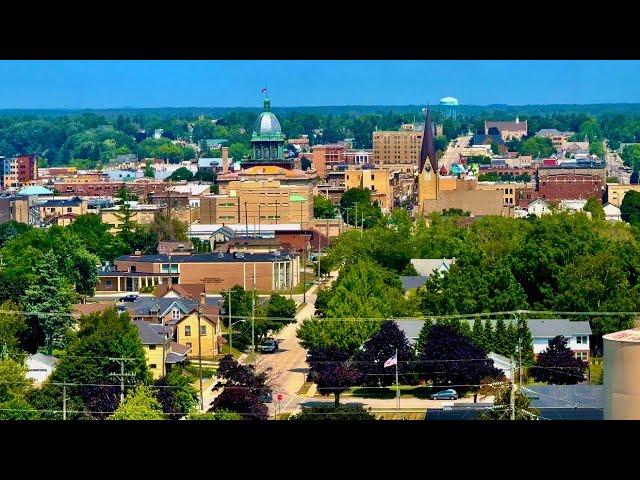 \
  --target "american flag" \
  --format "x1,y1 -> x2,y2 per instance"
384,353 -> 398,368
261,87 -> 267,93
